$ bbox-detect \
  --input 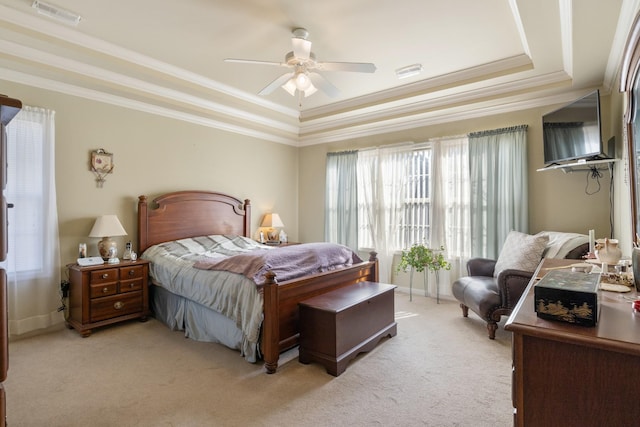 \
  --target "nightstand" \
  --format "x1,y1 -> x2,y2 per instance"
66,259 -> 150,337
